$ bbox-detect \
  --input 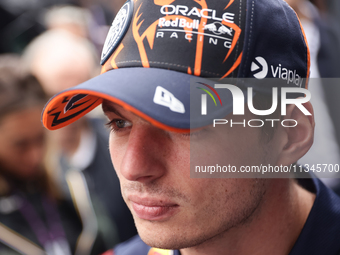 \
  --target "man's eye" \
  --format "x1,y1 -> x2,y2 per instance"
106,119 -> 132,132
116,119 -> 127,128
